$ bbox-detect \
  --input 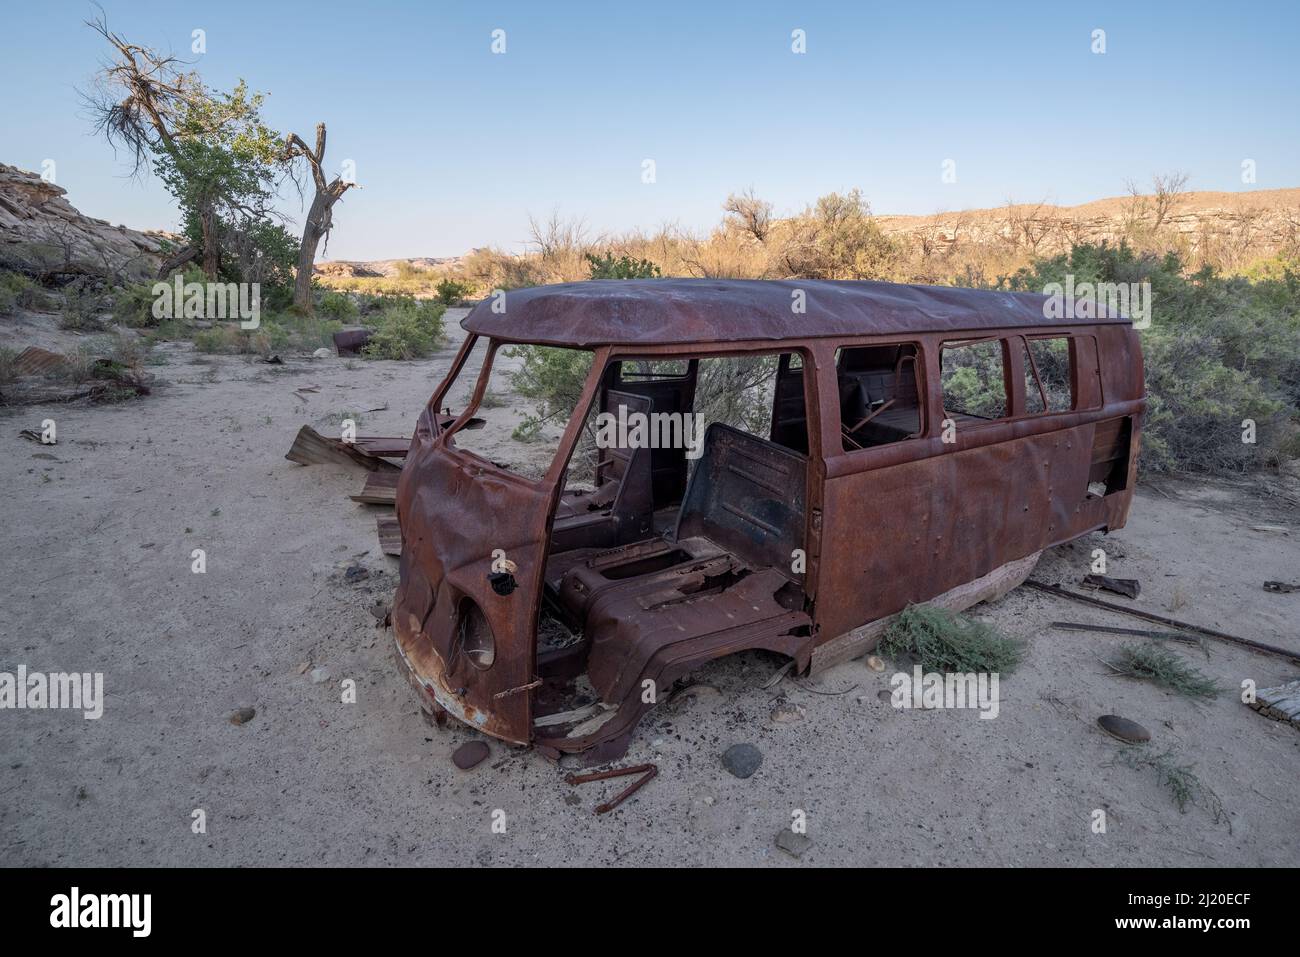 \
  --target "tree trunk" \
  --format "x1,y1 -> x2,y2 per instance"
293,193 -> 330,314
199,205 -> 220,279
